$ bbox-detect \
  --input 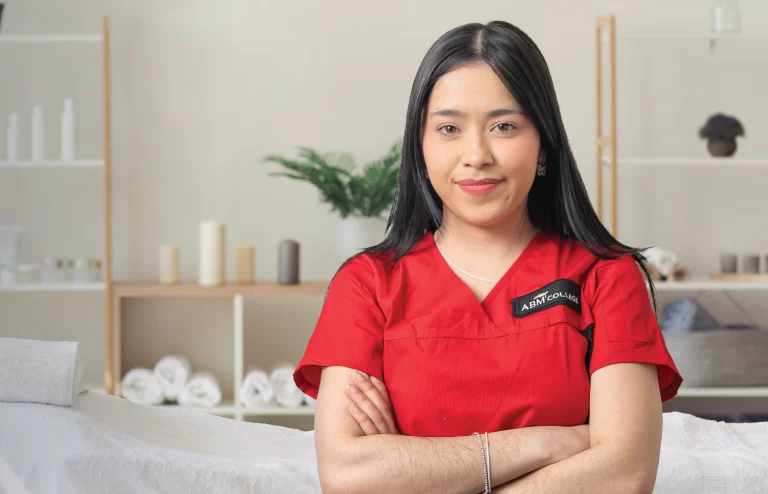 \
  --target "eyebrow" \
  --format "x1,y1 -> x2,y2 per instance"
429,108 -> 524,118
